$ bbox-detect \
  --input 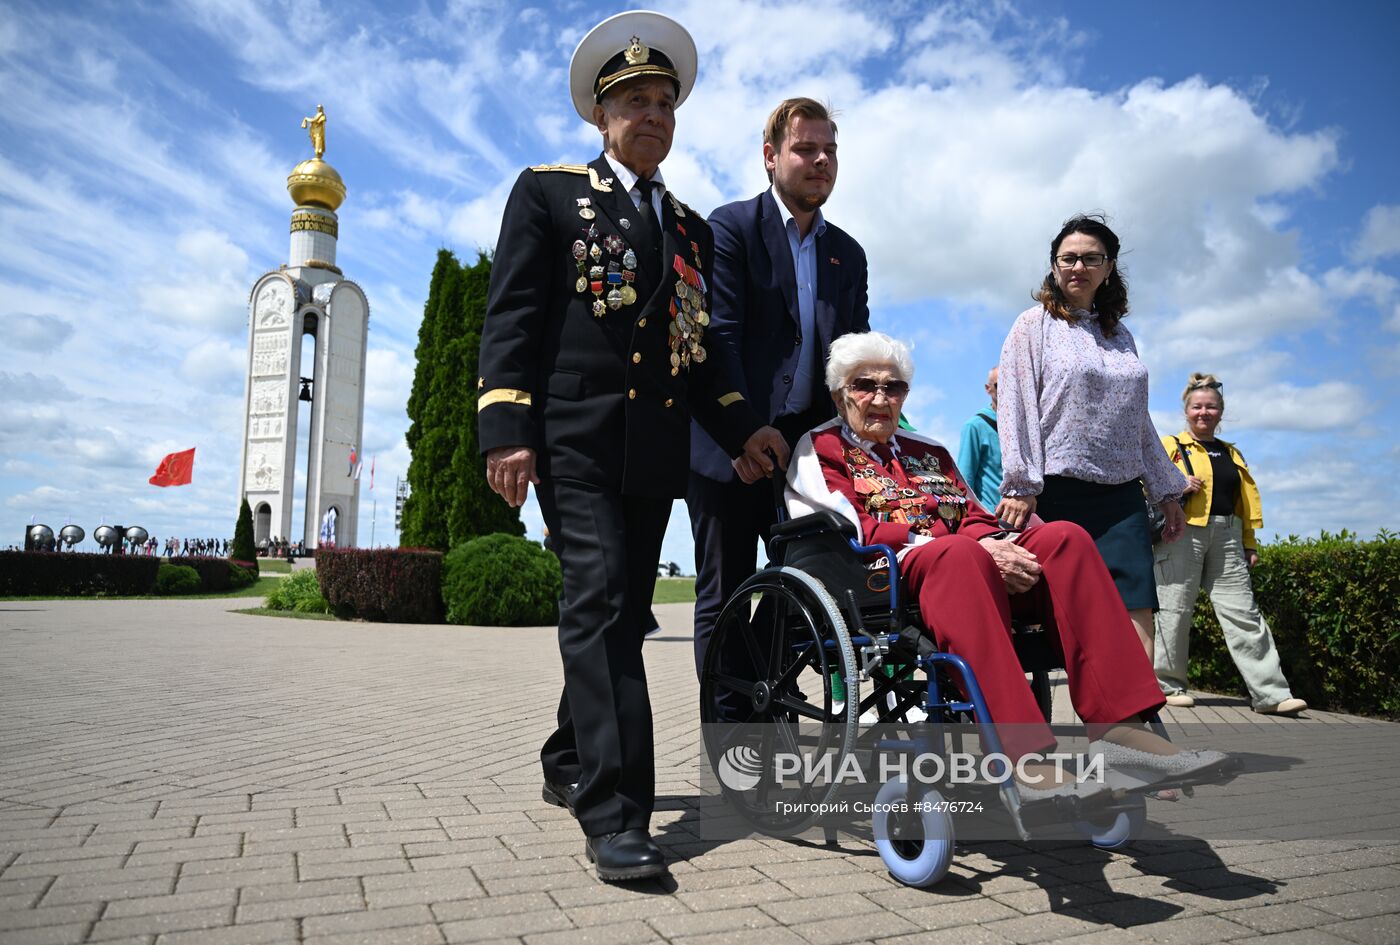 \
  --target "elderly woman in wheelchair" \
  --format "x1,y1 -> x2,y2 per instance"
779,332 -> 1230,798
